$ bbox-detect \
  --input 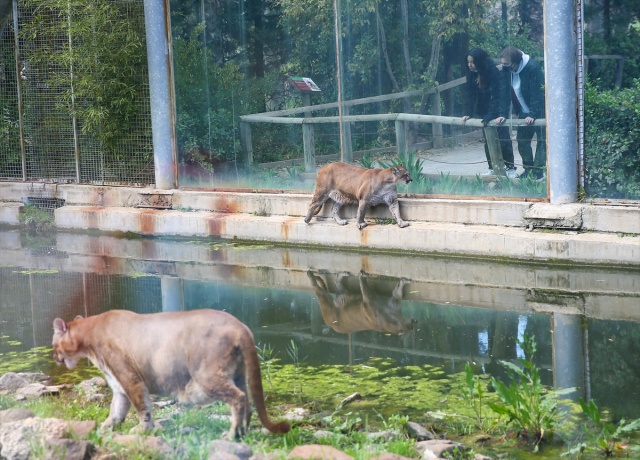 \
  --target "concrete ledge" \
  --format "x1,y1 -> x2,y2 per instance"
0,202 -> 23,225
54,206 -> 640,266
